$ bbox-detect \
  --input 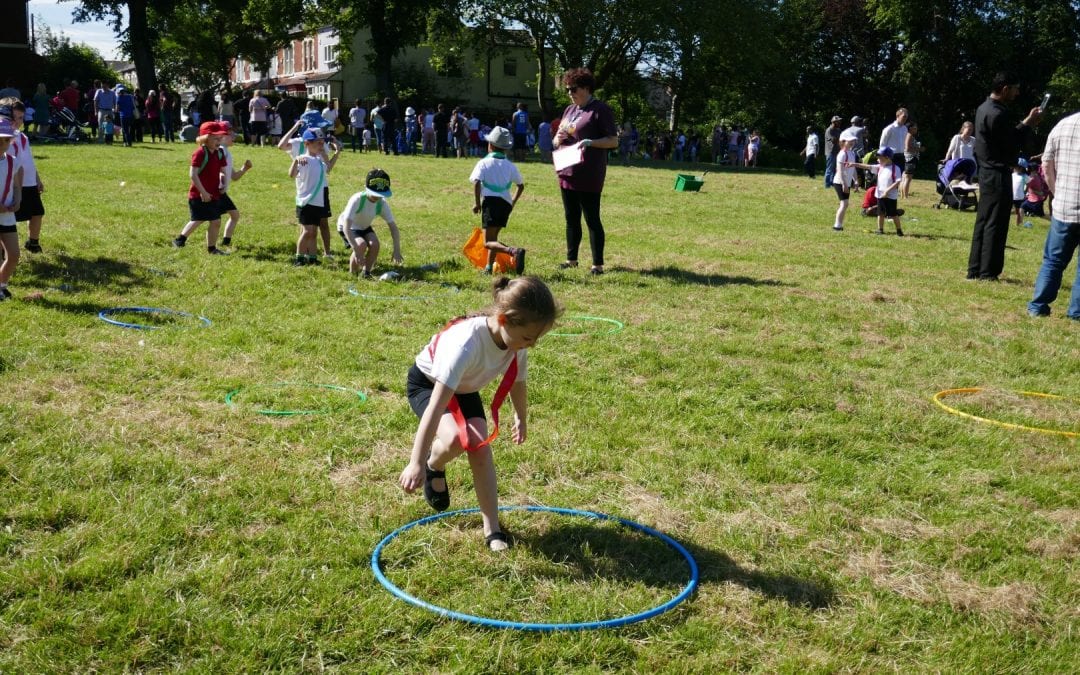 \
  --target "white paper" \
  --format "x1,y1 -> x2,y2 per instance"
553,144 -> 585,171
